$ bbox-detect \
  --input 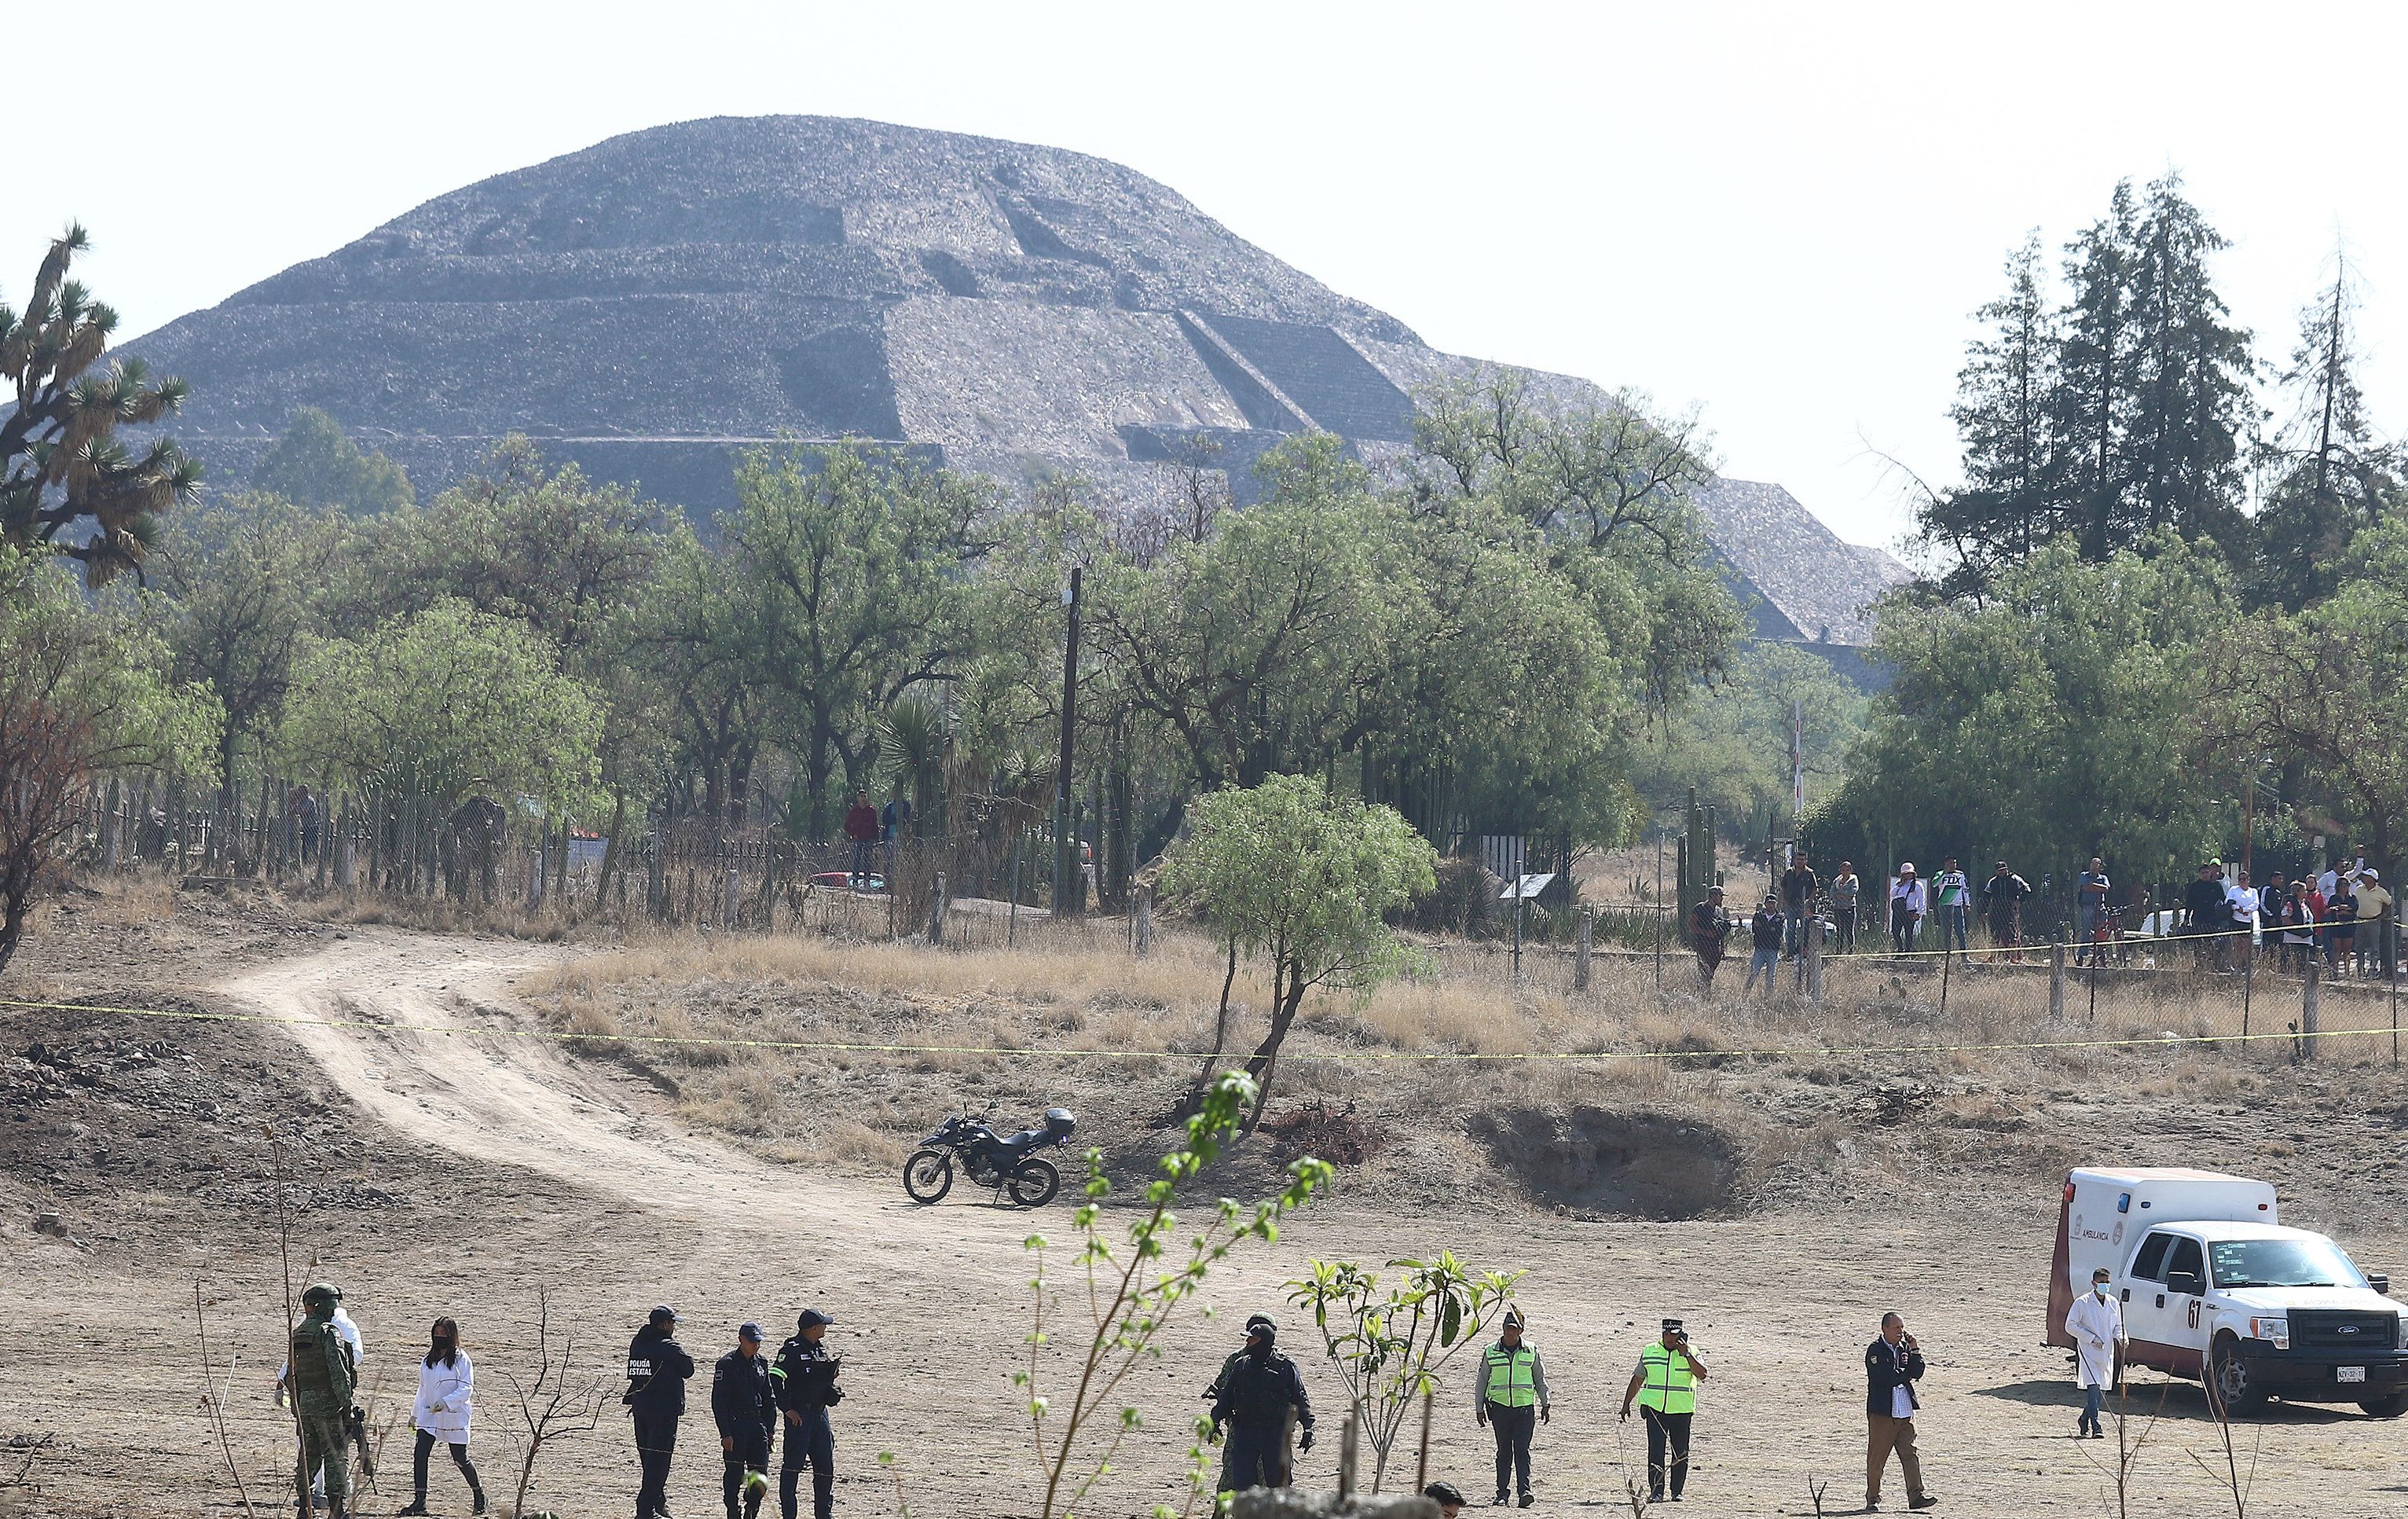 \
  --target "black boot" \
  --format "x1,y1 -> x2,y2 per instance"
398,1501 -> 430,1517
472,1489 -> 489,1516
